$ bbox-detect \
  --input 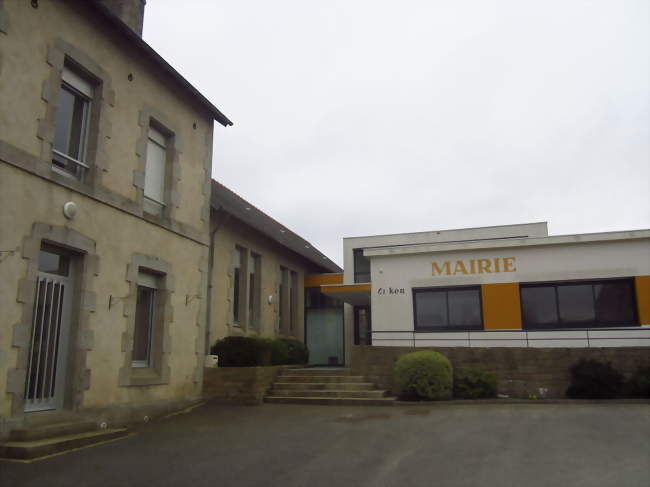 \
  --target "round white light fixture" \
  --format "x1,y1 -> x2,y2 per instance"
63,201 -> 77,220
